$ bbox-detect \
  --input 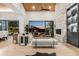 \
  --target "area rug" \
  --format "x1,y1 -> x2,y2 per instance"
26,52 -> 56,56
